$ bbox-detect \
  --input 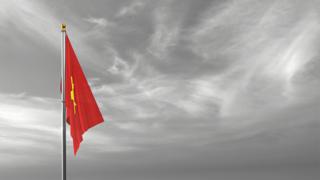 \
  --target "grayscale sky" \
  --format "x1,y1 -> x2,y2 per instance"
0,0 -> 319,180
